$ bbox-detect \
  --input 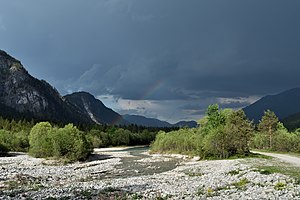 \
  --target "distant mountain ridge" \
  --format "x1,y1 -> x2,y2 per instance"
123,114 -> 197,128
243,88 -> 300,123
173,120 -> 198,128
